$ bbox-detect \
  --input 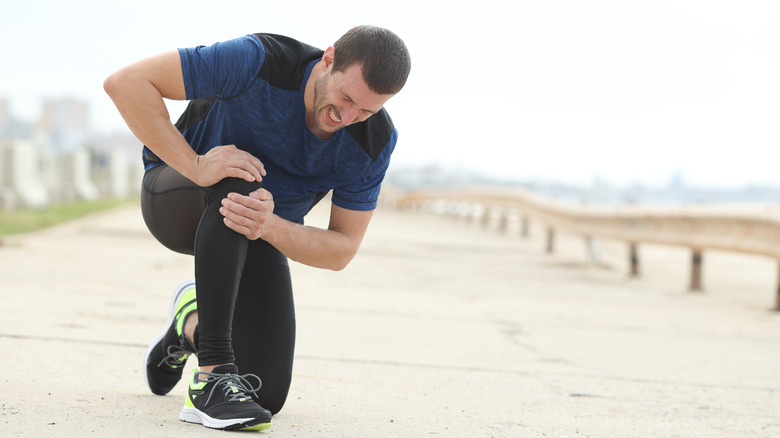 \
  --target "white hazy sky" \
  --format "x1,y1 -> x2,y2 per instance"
2,0 -> 779,188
